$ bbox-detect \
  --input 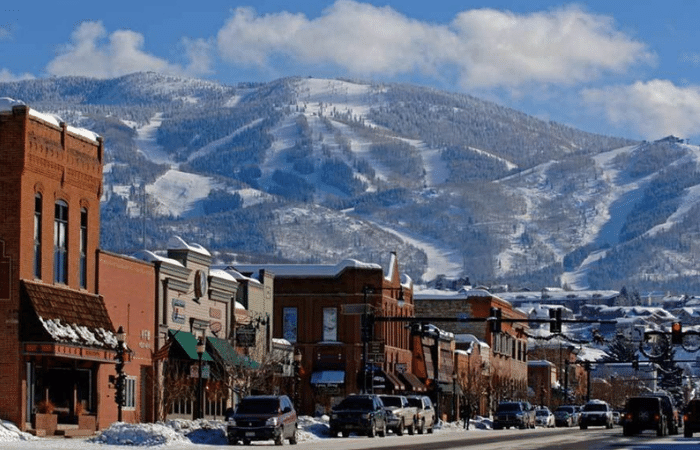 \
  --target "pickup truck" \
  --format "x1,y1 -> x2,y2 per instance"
406,395 -> 435,434
378,395 -> 418,435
